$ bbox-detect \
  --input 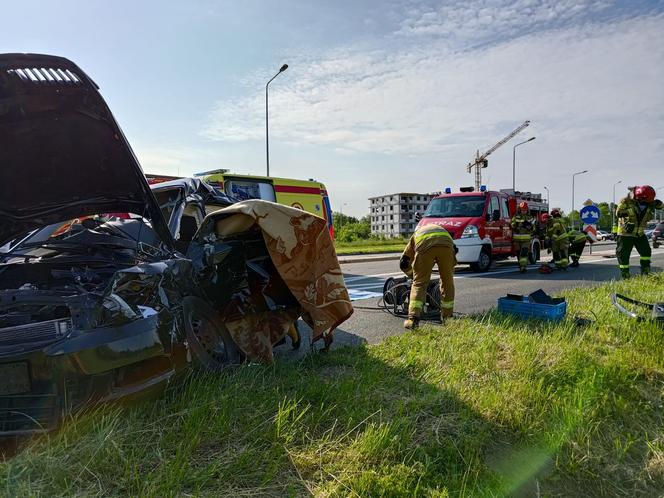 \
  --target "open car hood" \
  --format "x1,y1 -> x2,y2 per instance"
0,53 -> 172,246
